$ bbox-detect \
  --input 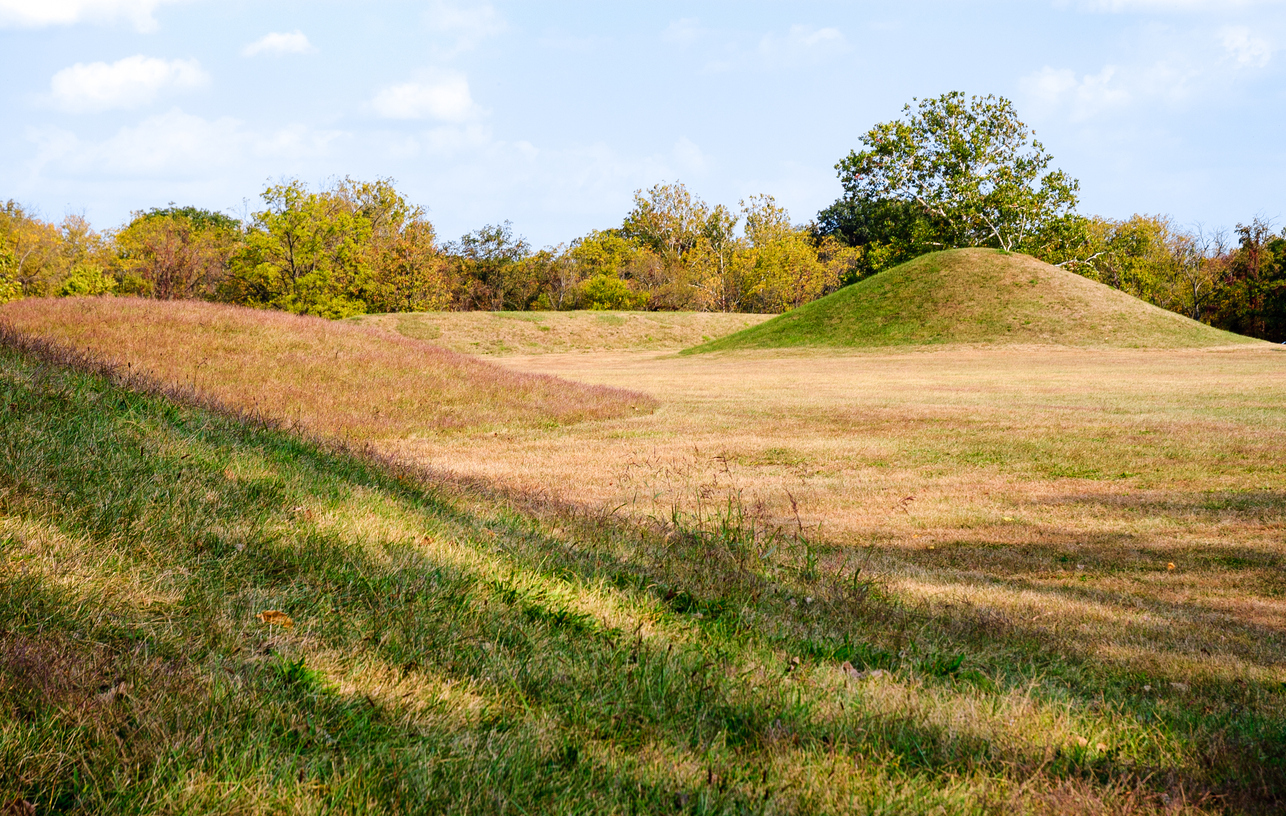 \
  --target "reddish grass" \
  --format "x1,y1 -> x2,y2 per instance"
0,297 -> 654,439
